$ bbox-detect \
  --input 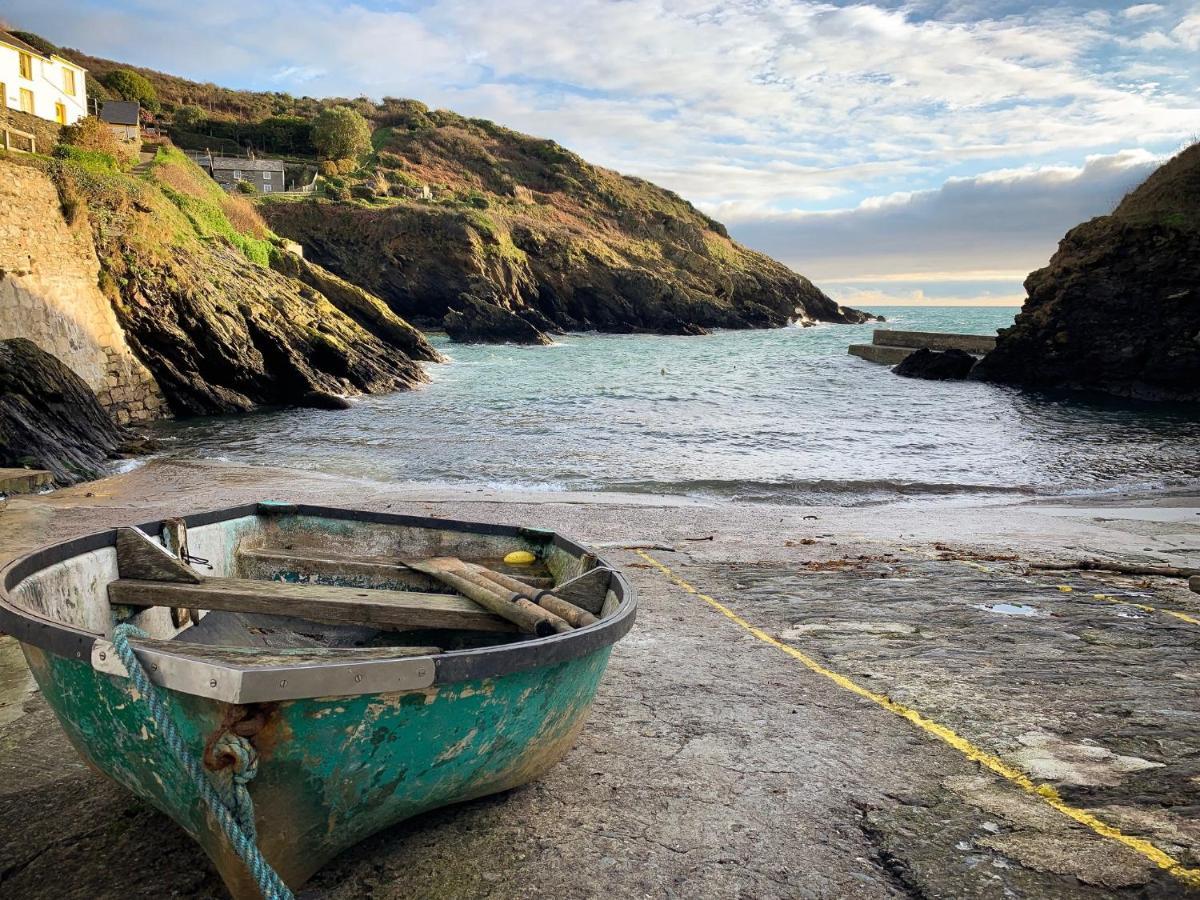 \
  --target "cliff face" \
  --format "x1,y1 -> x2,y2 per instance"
49,148 -> 441,417
260,113 -> 869,339
0,338 -> 140,484
974,143 -> 1200,402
